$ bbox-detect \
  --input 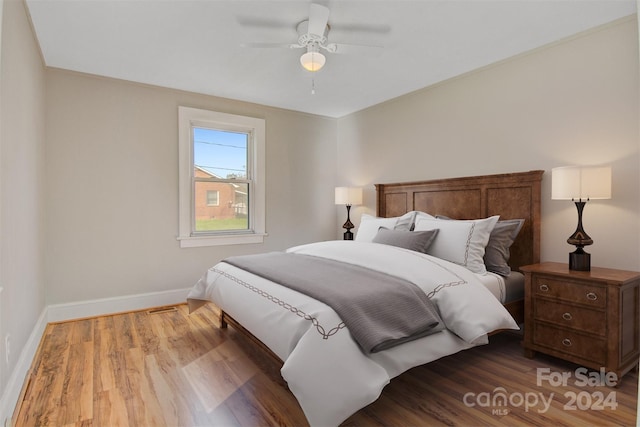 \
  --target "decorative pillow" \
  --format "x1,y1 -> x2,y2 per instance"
394,211 -> 435,231
414,215 -> 500,274
393,211 -> 417,231
484,219 -> 525,276
355,214 -> 401,242
355,211 -> 421,242
372,227 -> 439,254
436,215 -> 524,276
